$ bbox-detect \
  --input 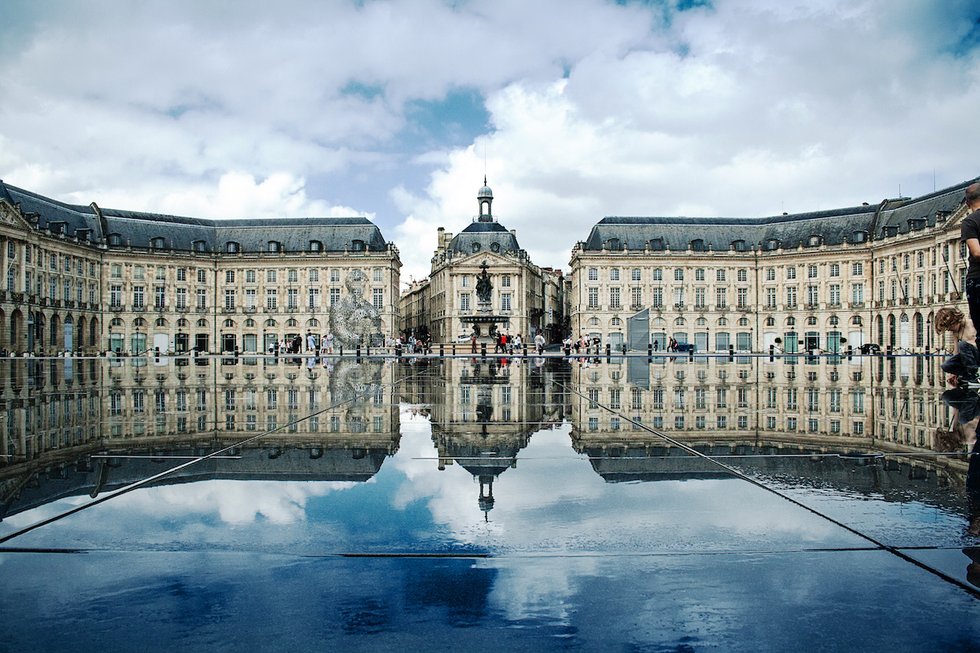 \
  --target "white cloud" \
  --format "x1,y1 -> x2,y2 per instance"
0,0 -> 977,275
